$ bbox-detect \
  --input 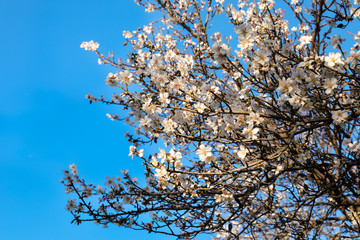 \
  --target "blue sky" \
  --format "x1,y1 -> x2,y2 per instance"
0,0 -> 188,239
2,0 -> 358,239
